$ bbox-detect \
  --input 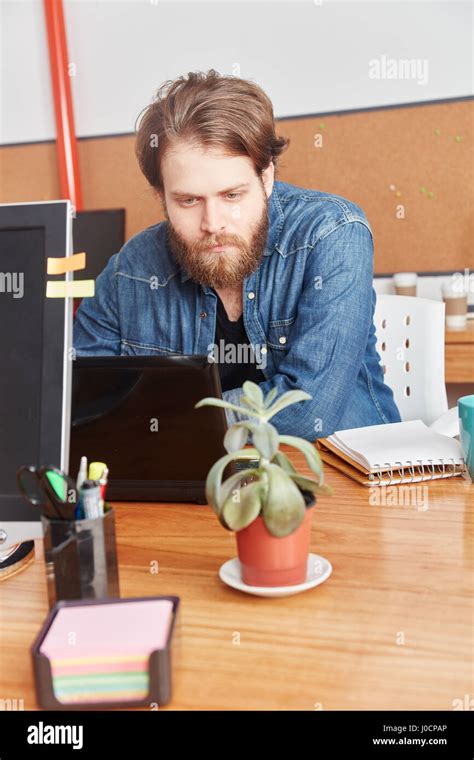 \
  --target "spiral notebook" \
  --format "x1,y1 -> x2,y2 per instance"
316,419 -> 466,486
